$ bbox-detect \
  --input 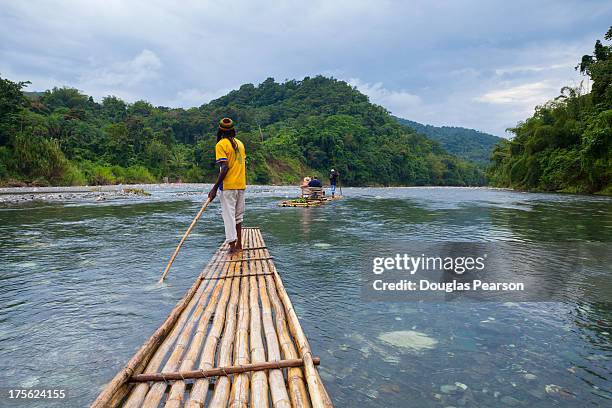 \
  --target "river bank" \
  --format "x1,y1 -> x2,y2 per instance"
3,183 -> 605,206
0,184 -> 517,205
0,184 -> 162,204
